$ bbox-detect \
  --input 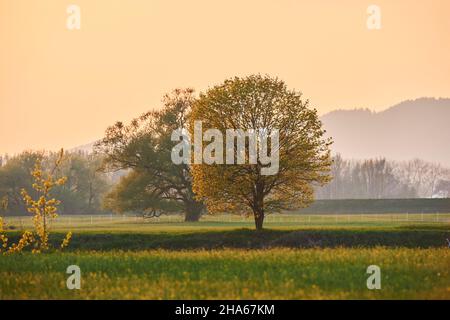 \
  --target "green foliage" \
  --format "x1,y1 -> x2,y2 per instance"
190,75 -> 332,230
103,170 -> 184,216
0,151 -> 111,216
96,88 -> 204,221
0,151 -> 44,215
53,152 -> 111,214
